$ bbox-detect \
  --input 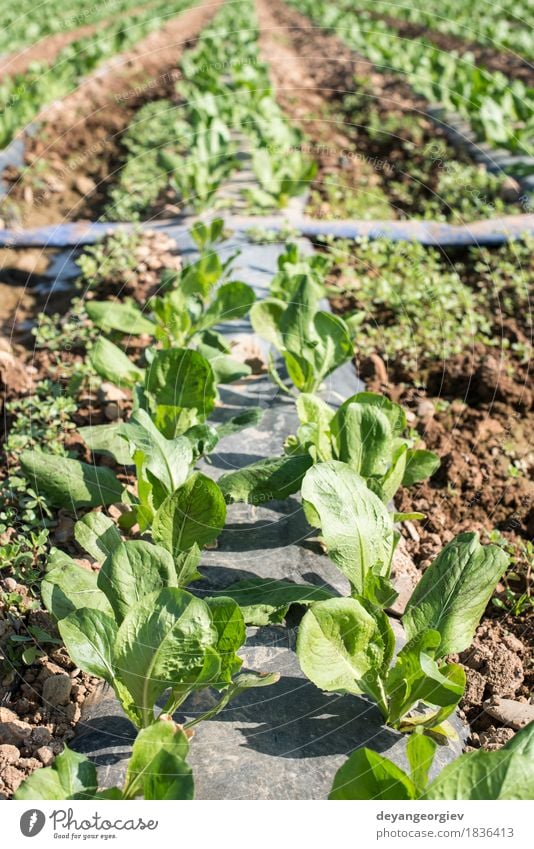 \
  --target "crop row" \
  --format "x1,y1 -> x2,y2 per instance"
104,6 -> 520,225
9,206 -> 533,799
286,0 -> 534,156
2,0 -> 532,803
0,0 -> 167,56
0,0 -> 195,148
104,2 -> 315,220
345,0 -> 533,60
